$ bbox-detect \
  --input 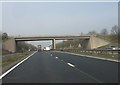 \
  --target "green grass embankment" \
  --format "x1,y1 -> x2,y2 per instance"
61,49 -> 119,61
1,51 -> 34,73
78,52 -> 119,60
